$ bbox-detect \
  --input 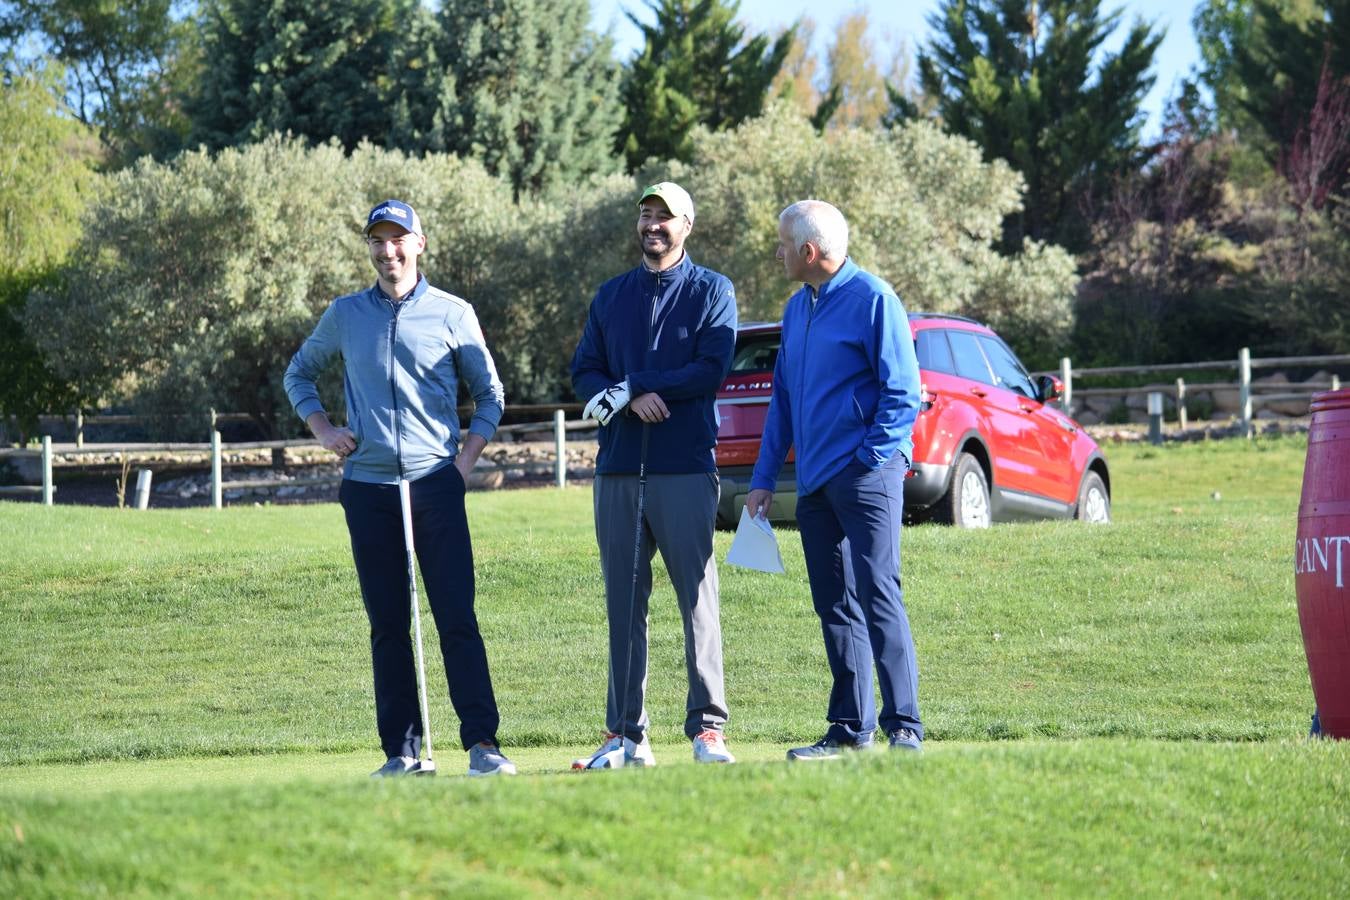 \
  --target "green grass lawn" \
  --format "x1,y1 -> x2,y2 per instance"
3,434 -> 1346,896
